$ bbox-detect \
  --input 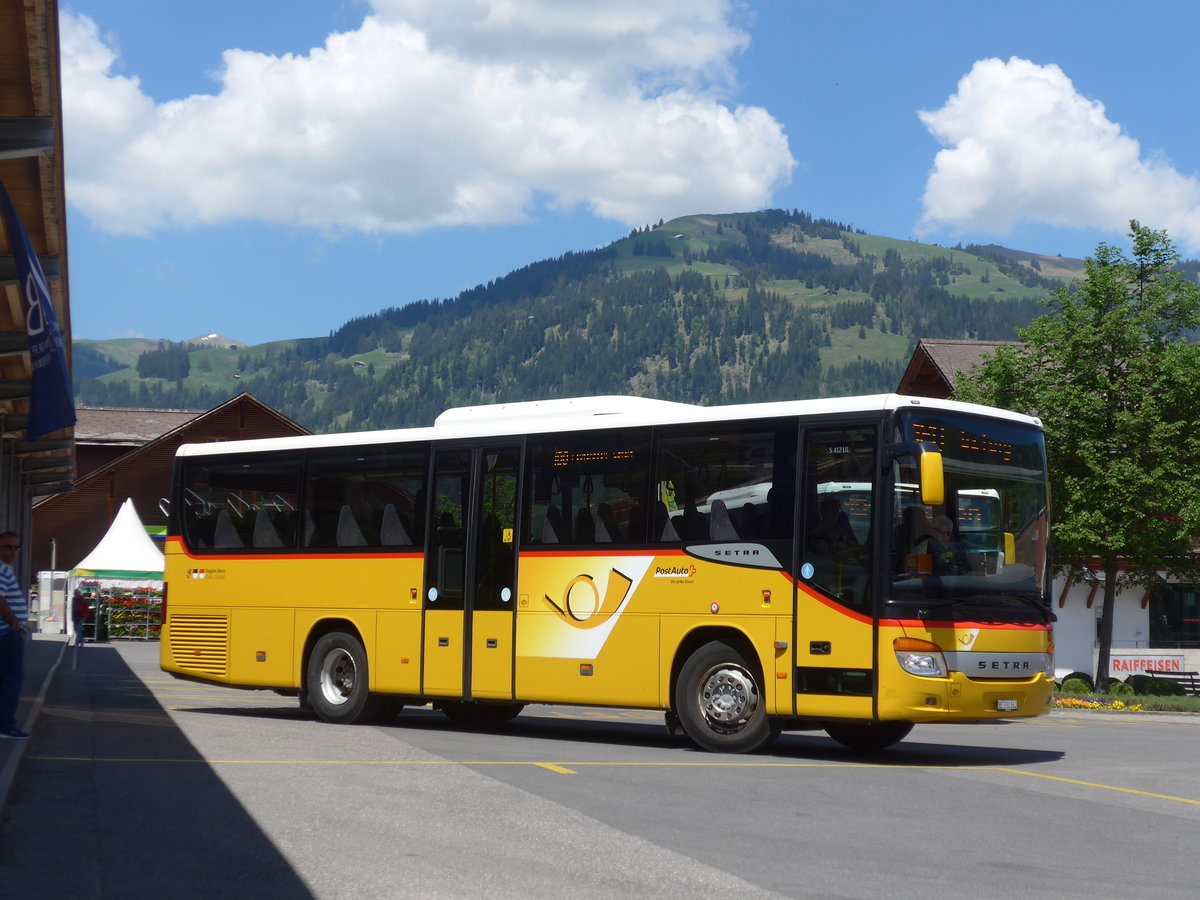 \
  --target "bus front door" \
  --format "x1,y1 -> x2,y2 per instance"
422,445 -> 520,700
